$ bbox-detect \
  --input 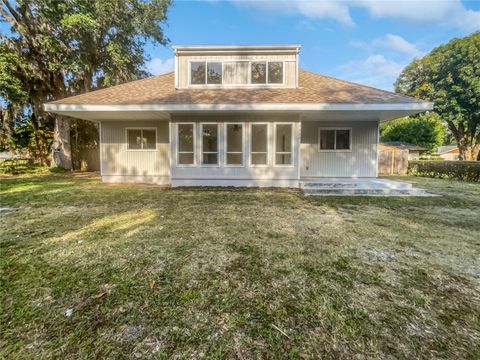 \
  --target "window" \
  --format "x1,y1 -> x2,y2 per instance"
250,124 -> 268,165
190,61 -> 222,85
201,124 -> 218,165
207,62 -> 222,84
177,123 -> 195,165
251,62 -> 267,84
190,62 -> 205,85
225,123 -> 243,165
319,128 -> 351,151
126,128 -> 156,150
268,62 -> 283,84
275,124 -> 293,165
